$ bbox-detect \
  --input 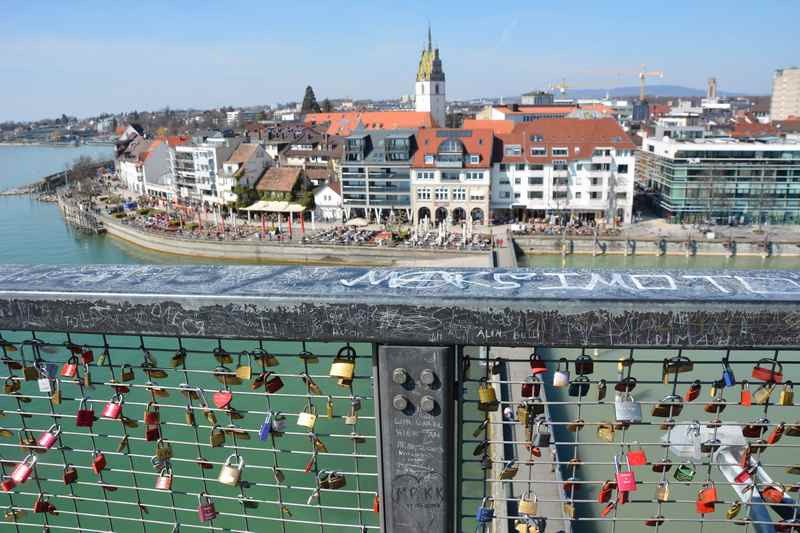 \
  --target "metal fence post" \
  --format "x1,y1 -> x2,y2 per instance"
375,345 -> 455,533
